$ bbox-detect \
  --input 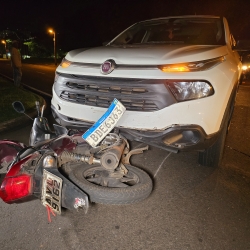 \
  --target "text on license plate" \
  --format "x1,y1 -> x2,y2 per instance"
82,98 -> 126,147
41,169 -> 62,215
